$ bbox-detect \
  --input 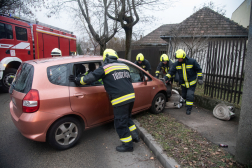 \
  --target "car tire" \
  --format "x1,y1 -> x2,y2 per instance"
47,117 -> 83,150
1,68 -> 17,93
150,93 -> 166,114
